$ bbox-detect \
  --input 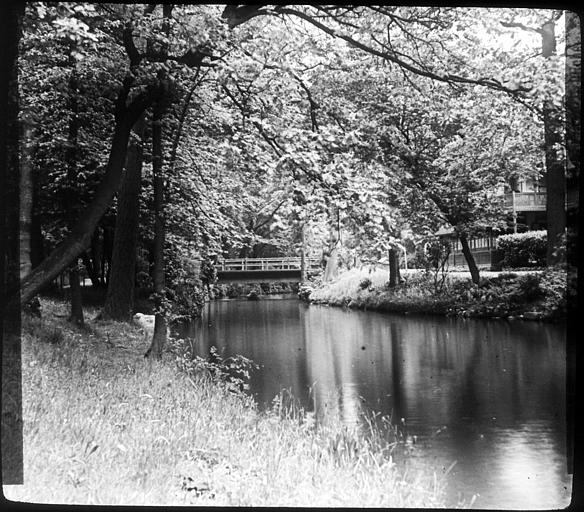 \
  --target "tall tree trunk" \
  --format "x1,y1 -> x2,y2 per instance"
388,246 -> 401,287
68,263 -> 84,326
145,5 -> 172,358
300,222 -> 307,282
541,19 -> 567,265
564,10 -> 580,477
1,1 -> 25,485
19,111 -> 42,314
145,102 -> 168,358
19,115 -> 36,280
31,196 -> 44,270
91,227 -> 105,286
66,47 -> 84,326
565,12 -> 580,231
101,224 -> 115,286
459,233 -> 480,285
323,205 -> 340,282
103,114 -> 146,321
